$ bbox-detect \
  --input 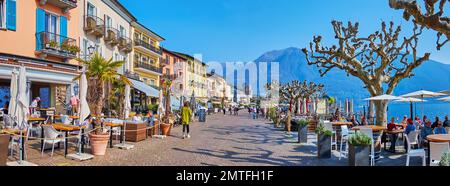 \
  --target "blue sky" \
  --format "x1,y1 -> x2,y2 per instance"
120,0 -> 450,64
